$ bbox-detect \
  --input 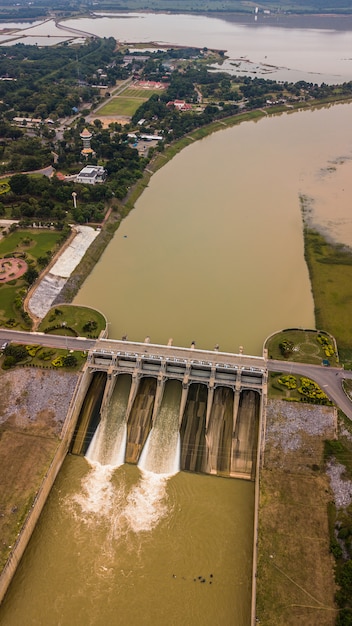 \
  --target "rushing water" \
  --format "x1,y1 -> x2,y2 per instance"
2,15 -> 352,626
138,381 -> 181,475
0,460 -> 254,626
86,374 -> 130,467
